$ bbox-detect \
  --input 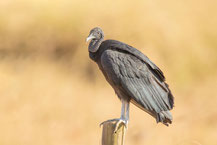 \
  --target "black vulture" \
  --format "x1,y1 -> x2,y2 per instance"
86,27 -> 174,128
